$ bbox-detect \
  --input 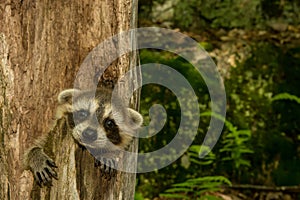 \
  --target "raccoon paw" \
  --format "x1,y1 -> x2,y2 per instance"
28,148 -> 58,187
94,157 -> 117,179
